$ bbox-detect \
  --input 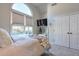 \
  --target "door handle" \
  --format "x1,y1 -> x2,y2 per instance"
70,32 -> 72,34
67,32 -> 72,34
67,32 -> 70,34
